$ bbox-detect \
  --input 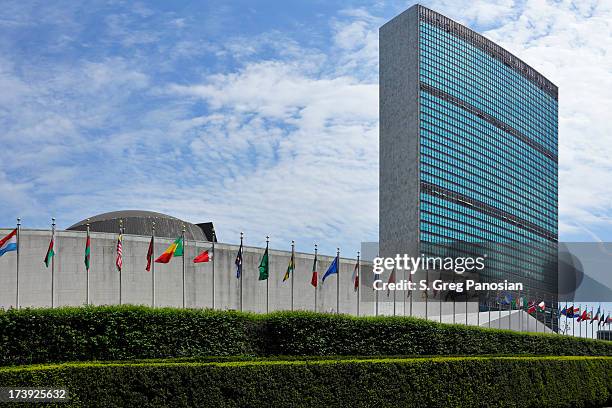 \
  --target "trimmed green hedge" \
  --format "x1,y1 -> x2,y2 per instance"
0,356 -> 610,407
0,306 -> 610,366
